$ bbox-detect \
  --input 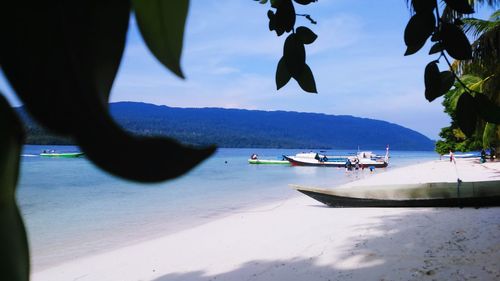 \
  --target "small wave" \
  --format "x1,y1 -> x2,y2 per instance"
21,154 -> 38,157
